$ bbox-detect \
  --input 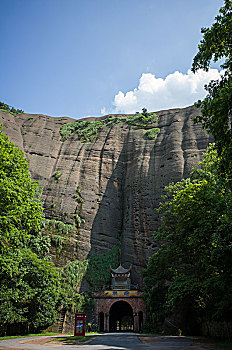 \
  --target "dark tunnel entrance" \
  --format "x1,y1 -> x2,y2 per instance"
99,312 -> 104,332
109,301 -> 134,332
